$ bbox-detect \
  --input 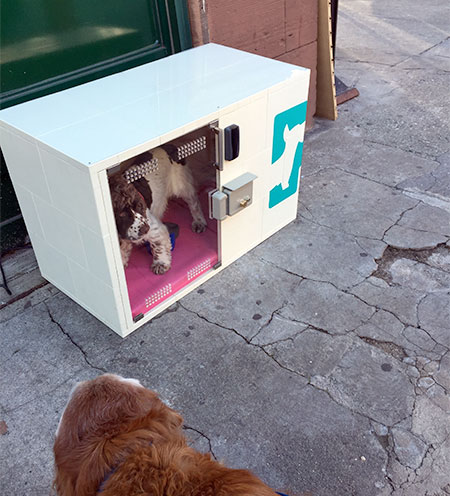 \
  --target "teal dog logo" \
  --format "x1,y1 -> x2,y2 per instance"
269,101 -> 307,208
